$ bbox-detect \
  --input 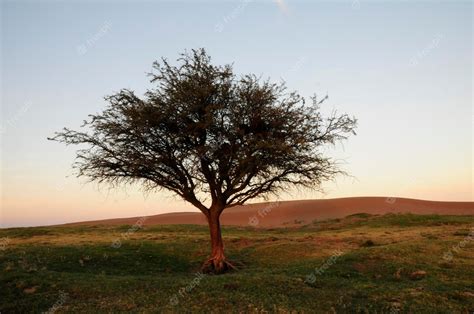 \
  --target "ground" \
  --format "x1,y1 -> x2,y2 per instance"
1,213 -> 473,313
